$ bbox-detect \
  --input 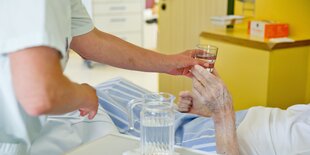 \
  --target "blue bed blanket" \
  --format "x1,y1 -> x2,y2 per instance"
96,77 -> 247,153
